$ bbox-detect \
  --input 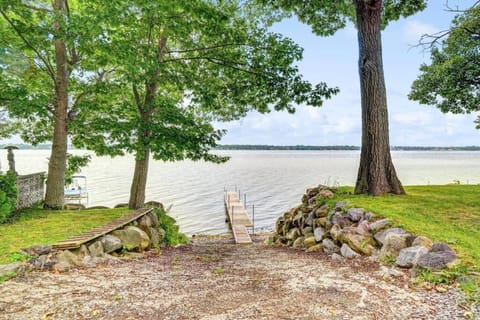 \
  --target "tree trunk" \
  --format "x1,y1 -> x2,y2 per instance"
44,0 -> 69,209
128,149 -> 150,209
354,0 -> 404,195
